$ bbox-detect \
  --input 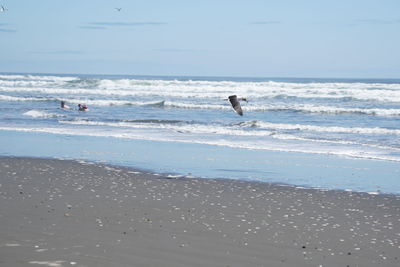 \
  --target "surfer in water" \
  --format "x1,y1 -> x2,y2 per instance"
78,104 -> 89,111
60,101 -> 70,109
